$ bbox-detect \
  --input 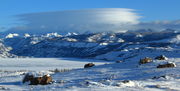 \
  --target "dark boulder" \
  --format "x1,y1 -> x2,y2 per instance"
84,63 -> 95,68
152,75 -> 167,79
116,60 -> 123,63
157,62 -> 176,68
155,55 -> 168,60
122,80 -> 130,83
